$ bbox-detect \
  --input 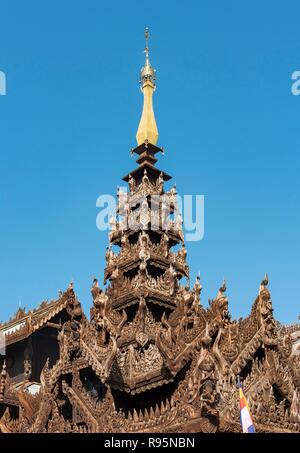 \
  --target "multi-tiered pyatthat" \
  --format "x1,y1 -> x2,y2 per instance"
103,139 -> 191,394
1,30 -> 300,434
